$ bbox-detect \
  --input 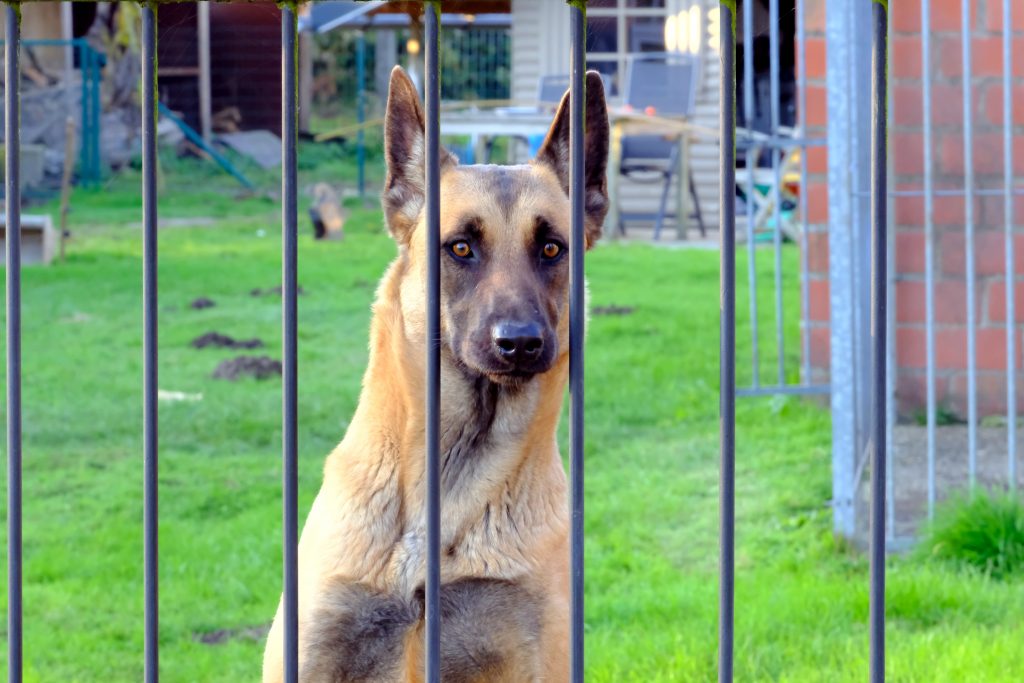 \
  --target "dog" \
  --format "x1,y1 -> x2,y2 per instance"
262,66 -> 609,683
